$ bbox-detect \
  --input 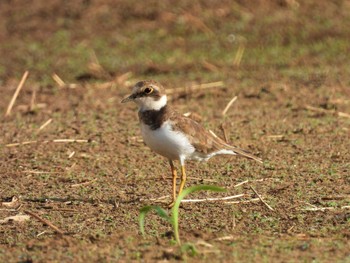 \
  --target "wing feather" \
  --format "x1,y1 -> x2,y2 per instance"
169,110 -> 262,163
